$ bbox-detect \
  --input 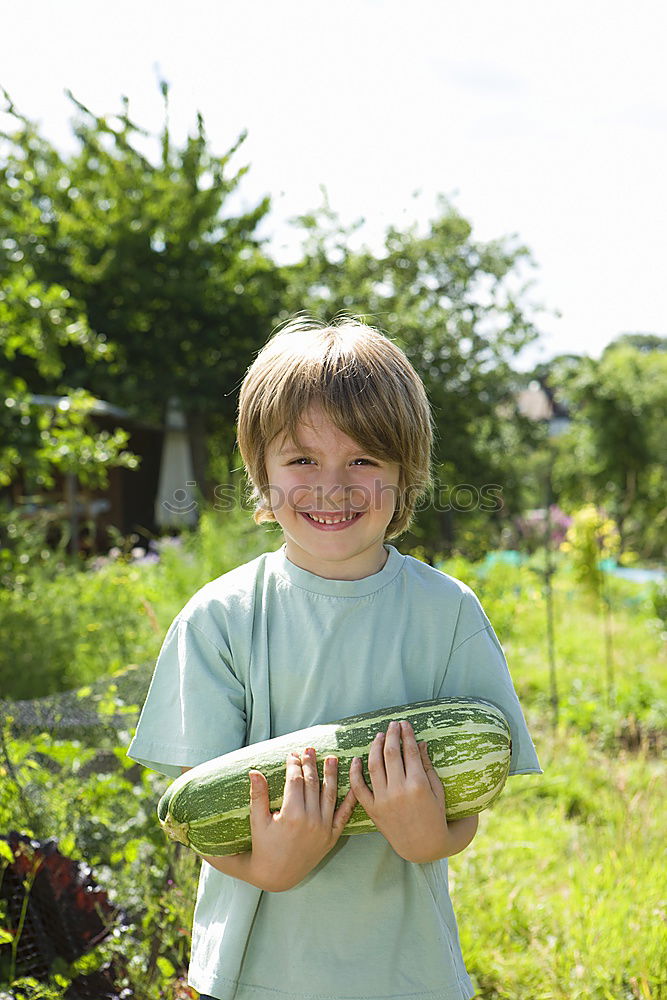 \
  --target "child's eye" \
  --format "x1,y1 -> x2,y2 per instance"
289,457 -> 377,466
